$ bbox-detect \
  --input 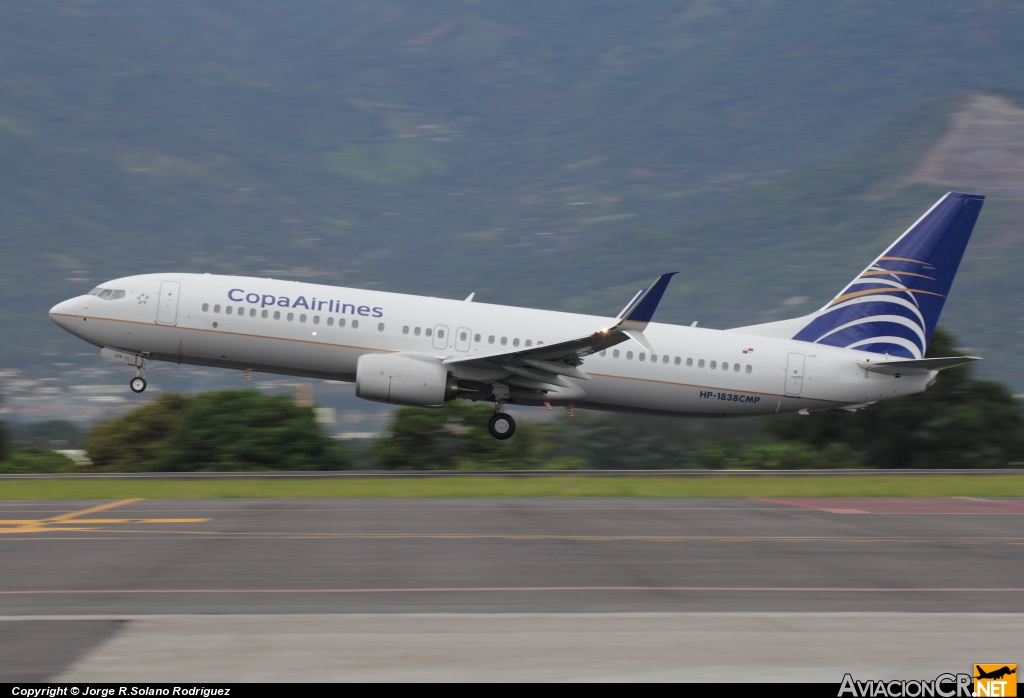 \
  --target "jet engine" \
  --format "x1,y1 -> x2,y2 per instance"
355,353 -> 459,407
